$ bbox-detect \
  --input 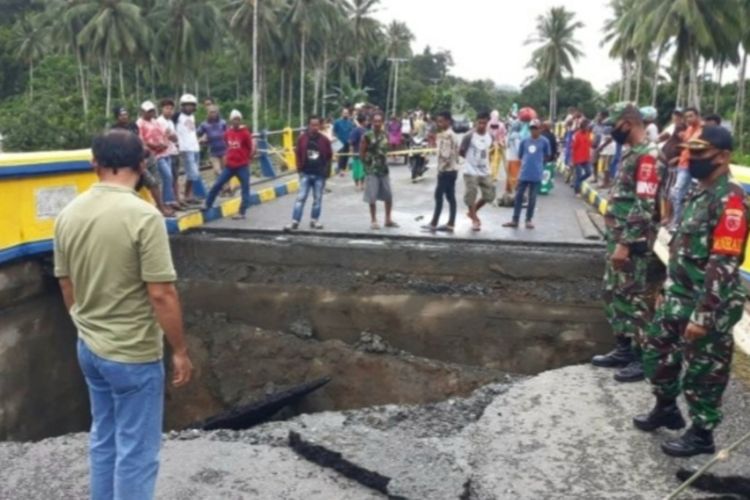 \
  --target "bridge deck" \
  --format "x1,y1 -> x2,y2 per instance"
204,161 -> 602,247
